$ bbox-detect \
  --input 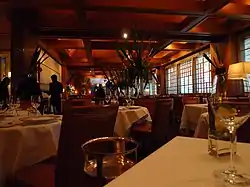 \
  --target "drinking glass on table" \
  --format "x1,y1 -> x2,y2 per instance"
31,95 -> 41,115
125,96 -> 131,106
209,66 -> 250,186
105,95 -> 111,104
9,96 -> 20,116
